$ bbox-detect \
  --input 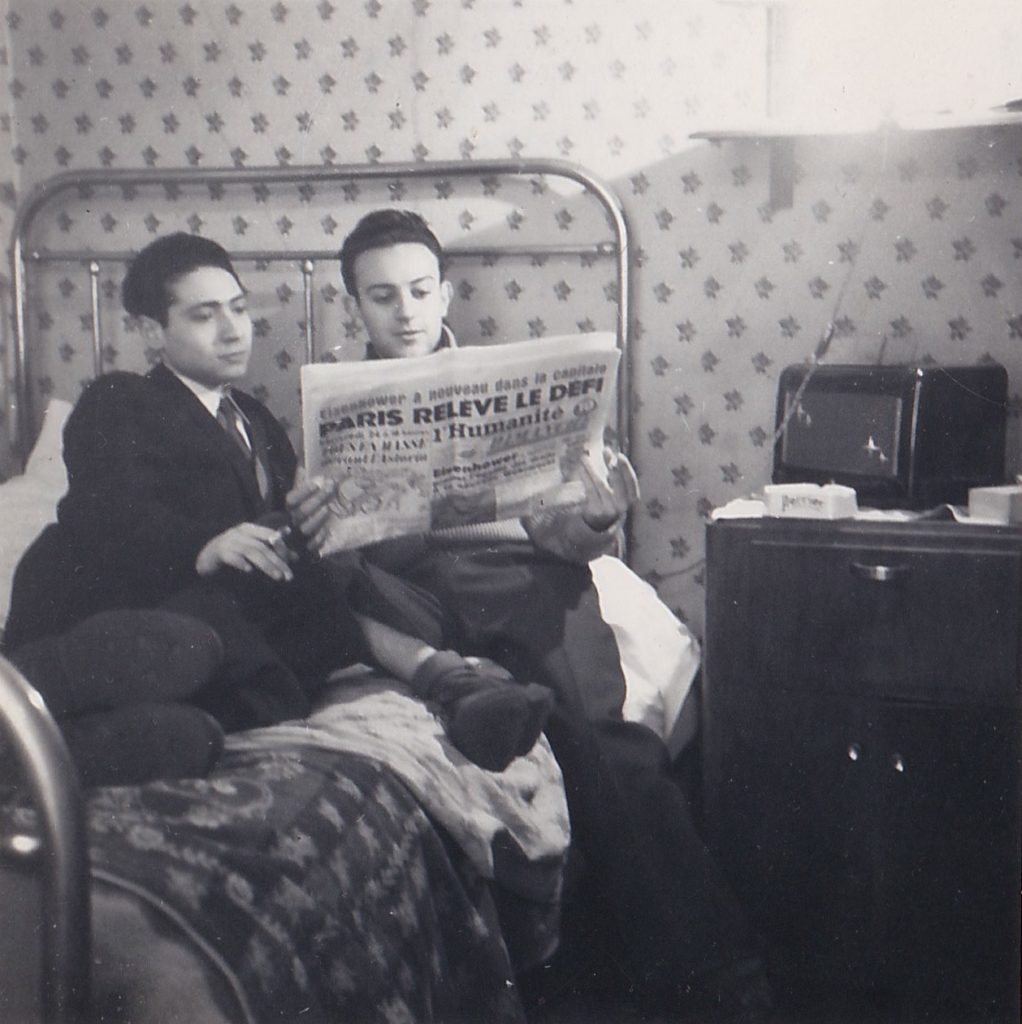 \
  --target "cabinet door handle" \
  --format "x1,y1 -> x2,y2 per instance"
849,561 -> 908,583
